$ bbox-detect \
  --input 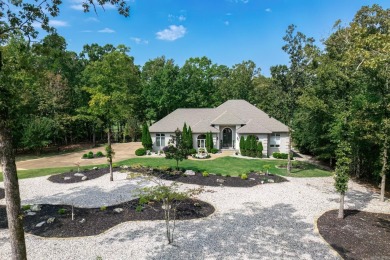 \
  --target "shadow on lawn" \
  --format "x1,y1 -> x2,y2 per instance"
102,203 -> 338,260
